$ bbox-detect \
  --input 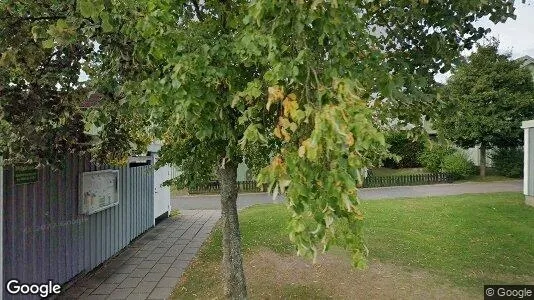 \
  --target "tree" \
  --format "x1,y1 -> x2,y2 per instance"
0,2 -> 152,165
433,42 -> 534,177
0,2 -> 92,165
1,1 -> 519,298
